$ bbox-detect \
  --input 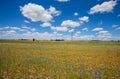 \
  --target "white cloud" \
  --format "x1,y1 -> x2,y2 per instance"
24,20 -> 30,23
97,30 -> 111,40
3,26 -> 21,30
116,27 -> 120,30
112,24 -> 119,28
92,27 -> 103,31
111,24 -> 120,30
82,27 -> 88,31
73,35 -> 94,40
4,26 -> 10,29
68,29 -> 74,32
0,26 -> 113,40
31,28 -> 36,32
20,3 -> 61,22
0,28 -> 3,30
0,31 -> 62,40
118,14 -> 120,17
19,29 -> 27,32
74,12 -> 78,16
0,27 -> 54,40
10,27 -> 21,30
48,6 -> 61,16
79,16 -> 89,22
0,33 -> 21,39
3,26 -> 10,29
80,35 -> 94,40
98,21 -> 103,25
26,31 -> 32,34
98,30 -> 109,34
52,32 -> 63,39
89,0 -> 117,14
61,20 -> 80,28
40,22 -> 52,27
56,0 -> 70,2
22,32 -> 54,40
76,31 -> 81,34
21,26 -> 29,29
51,26 -> 68,32
74,31 -> 81,36
1,26 -> 36,33
97,33 -> 111,40
22,26 -> 30,29
5,30 -> 16,35
53,31 -> 62,36
21,26 -> 36,31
